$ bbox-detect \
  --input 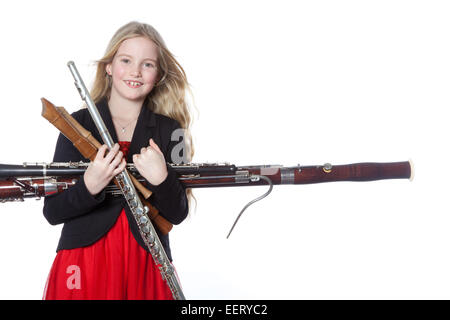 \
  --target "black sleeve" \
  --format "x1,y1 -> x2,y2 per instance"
146,120 -> 189,225
43,129 -> 106,226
